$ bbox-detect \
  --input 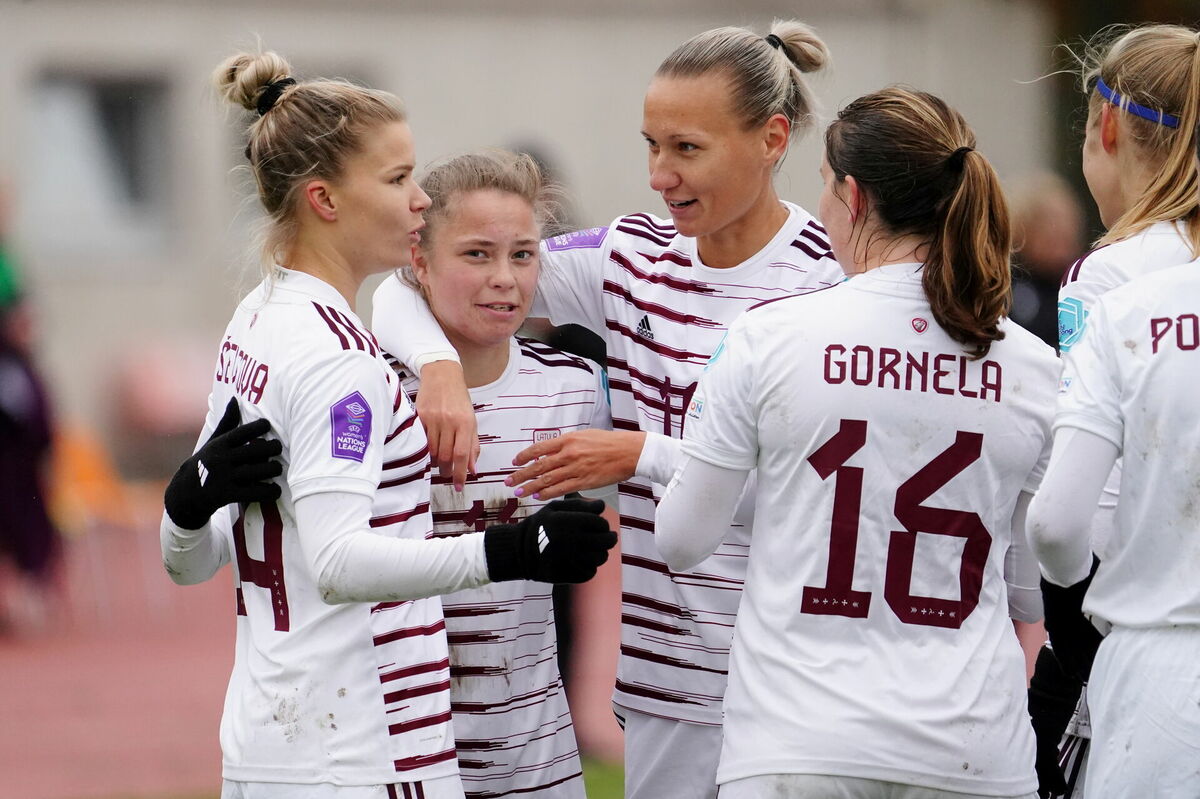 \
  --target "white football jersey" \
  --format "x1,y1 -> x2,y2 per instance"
1056,260 -> 1200,629
683,263 -> 1058,794
538,203 -> 844,724
395,337 -> 609,798
207,268 -> 456,785
1058,221 -> 1197,558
